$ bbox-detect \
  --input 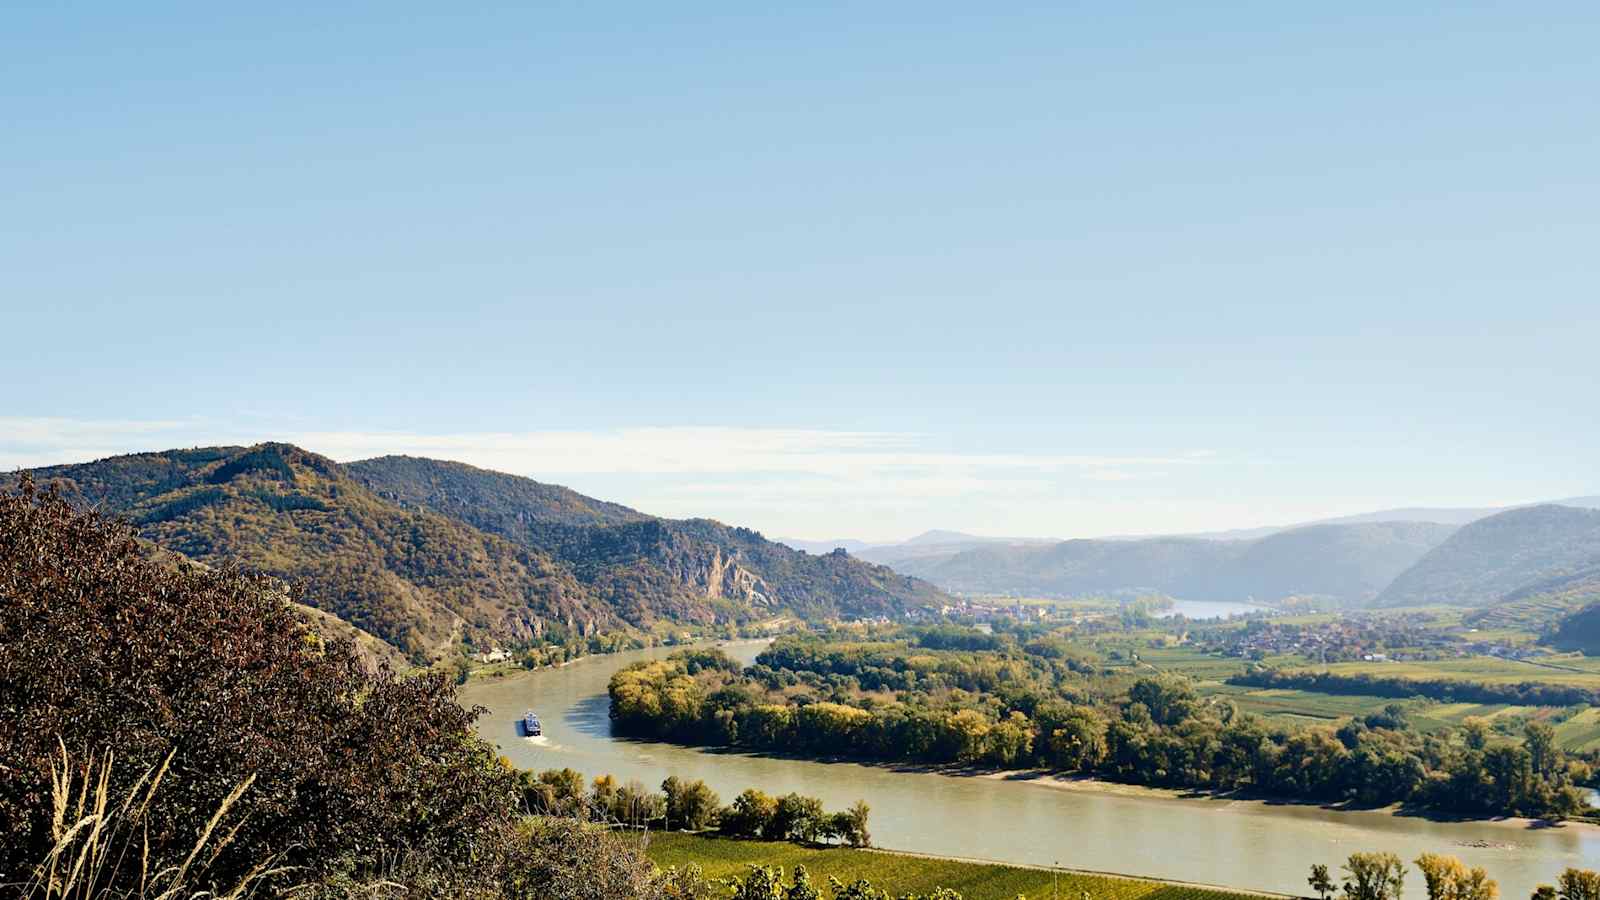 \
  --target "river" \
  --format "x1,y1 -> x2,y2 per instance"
460,641 -> 1600,898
